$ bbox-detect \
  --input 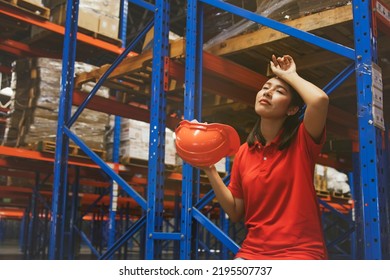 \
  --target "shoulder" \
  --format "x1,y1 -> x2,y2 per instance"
298,123 -> 326,145
295,123 -> 326,158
